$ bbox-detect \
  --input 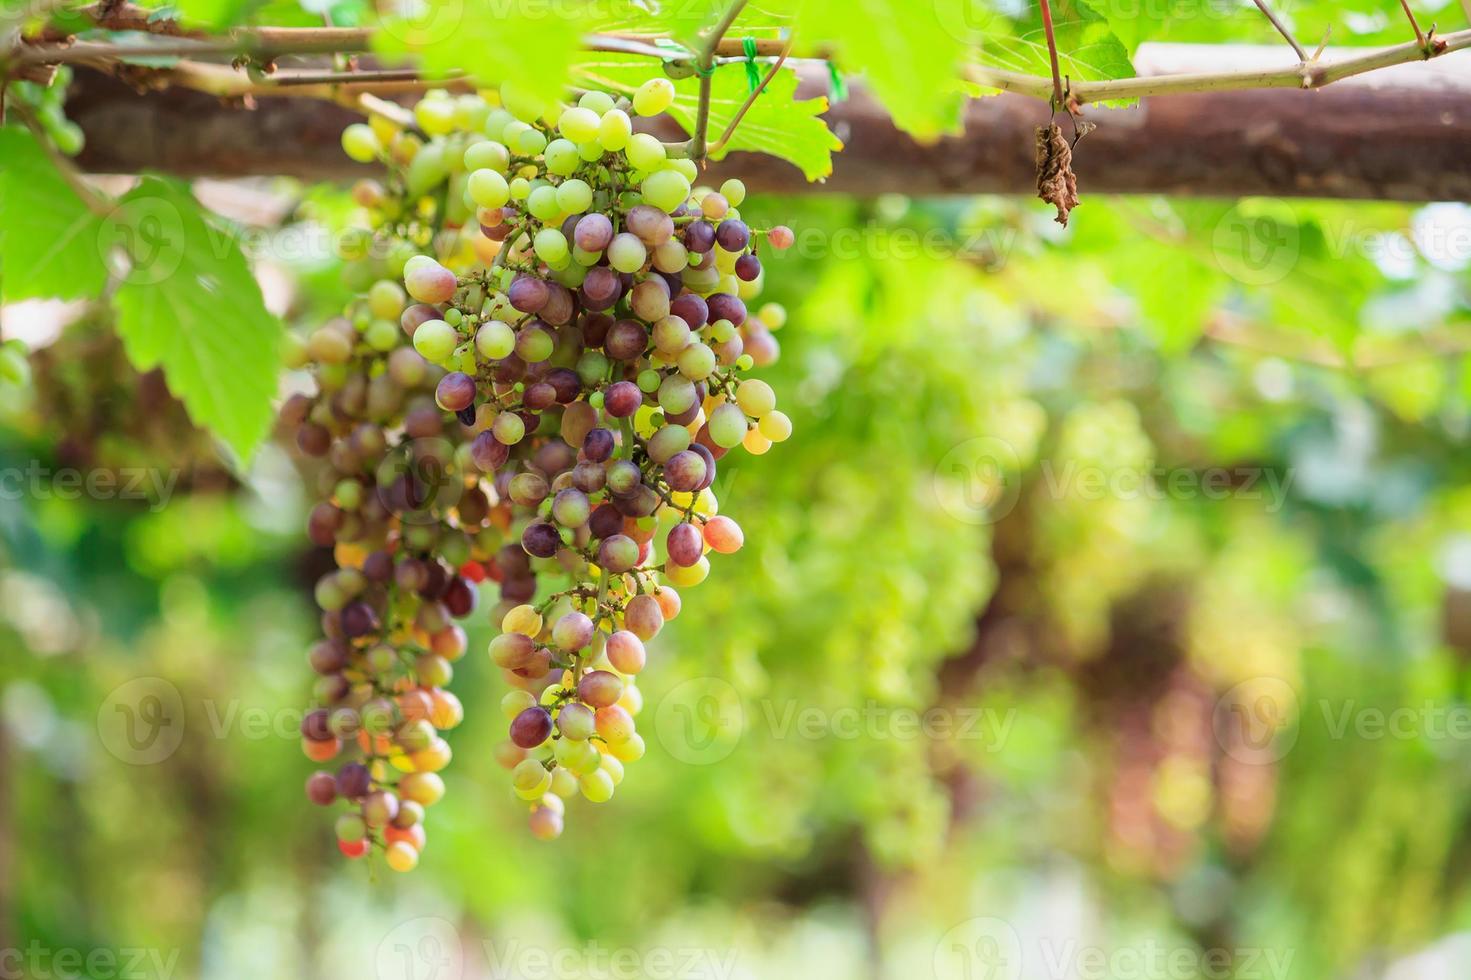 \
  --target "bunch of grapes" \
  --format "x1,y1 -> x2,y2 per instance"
288,77 -> 793,871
